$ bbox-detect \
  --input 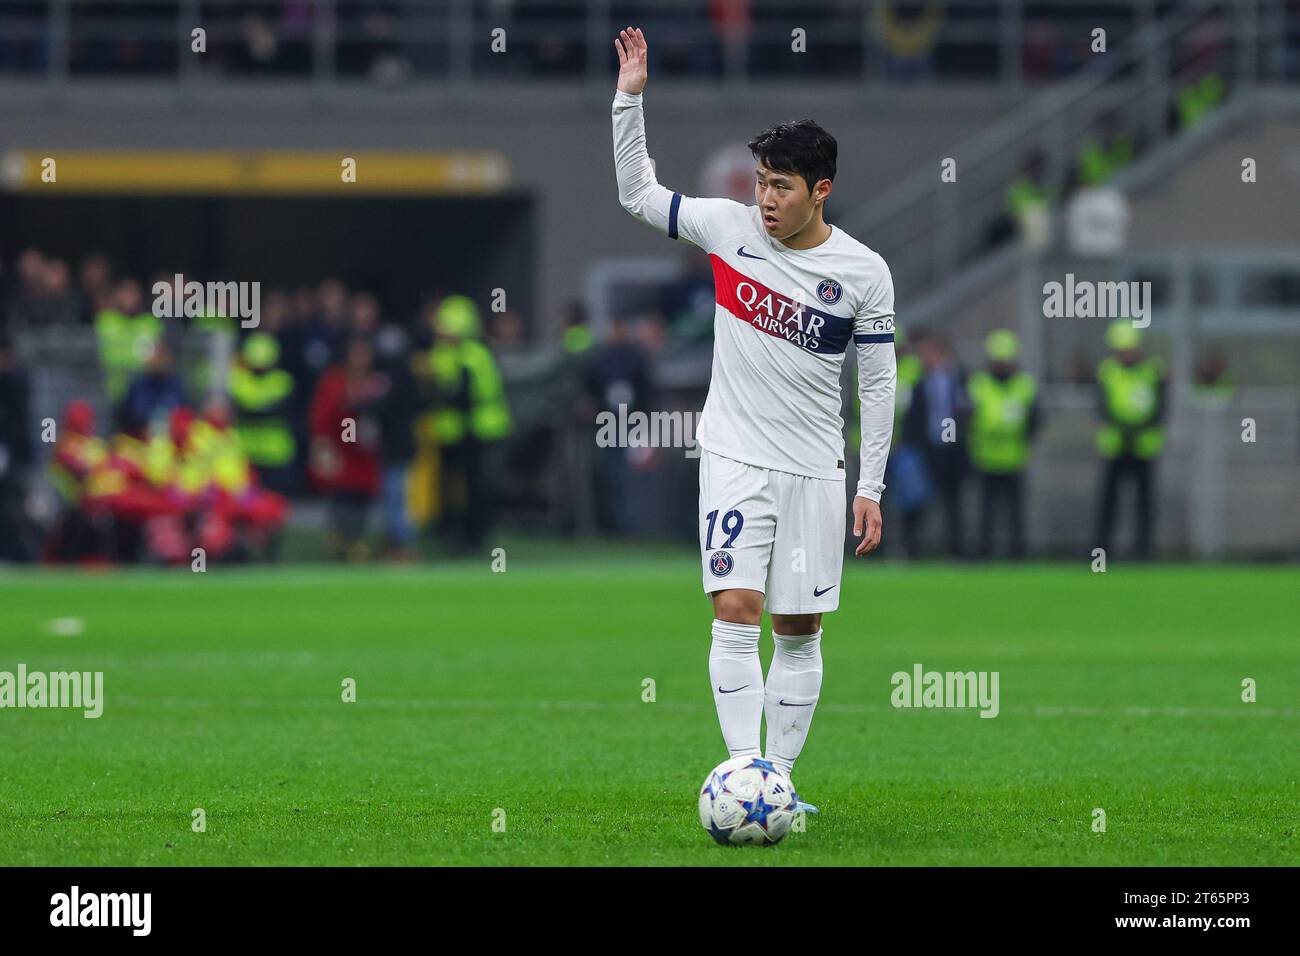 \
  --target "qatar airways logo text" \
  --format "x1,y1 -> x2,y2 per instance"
735,281 -> 826,350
